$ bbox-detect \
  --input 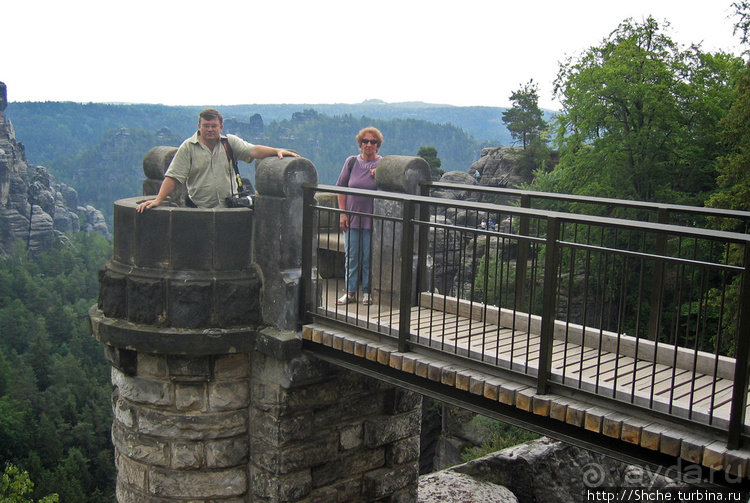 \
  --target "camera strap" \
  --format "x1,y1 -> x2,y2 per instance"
221,137 -> 245,195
